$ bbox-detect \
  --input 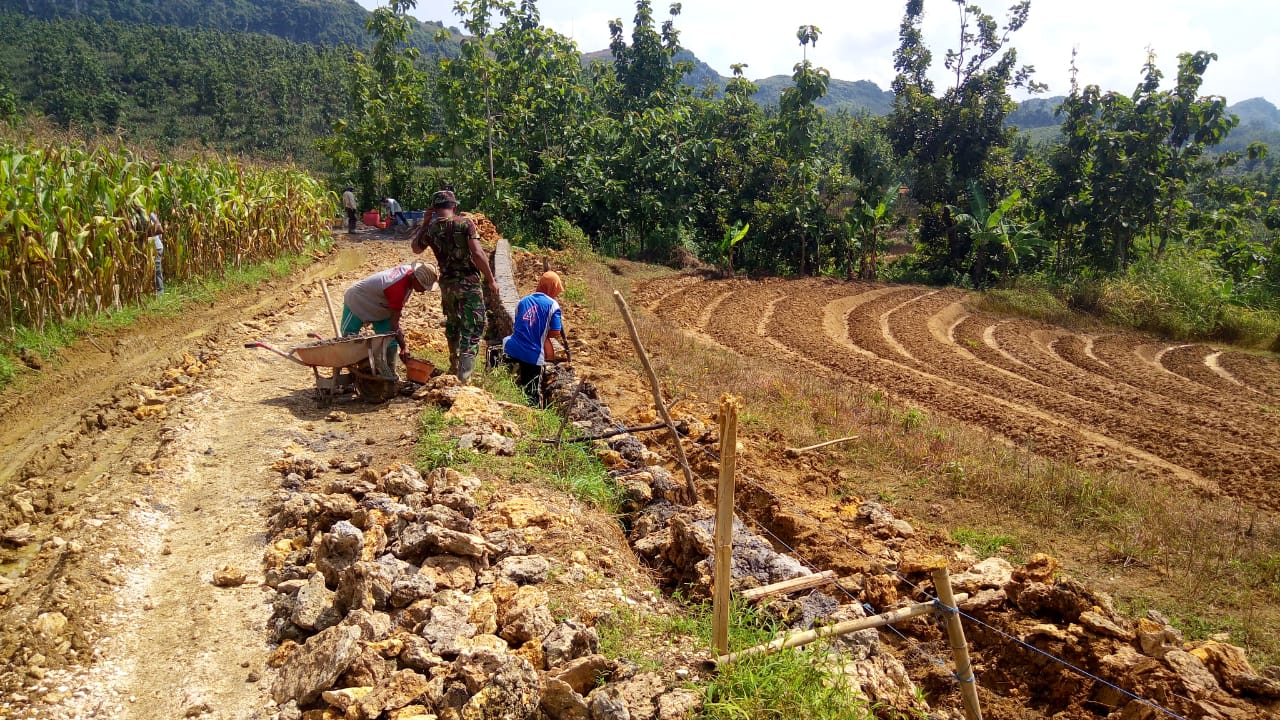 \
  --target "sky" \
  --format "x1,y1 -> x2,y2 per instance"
357,0 -> 1280,103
